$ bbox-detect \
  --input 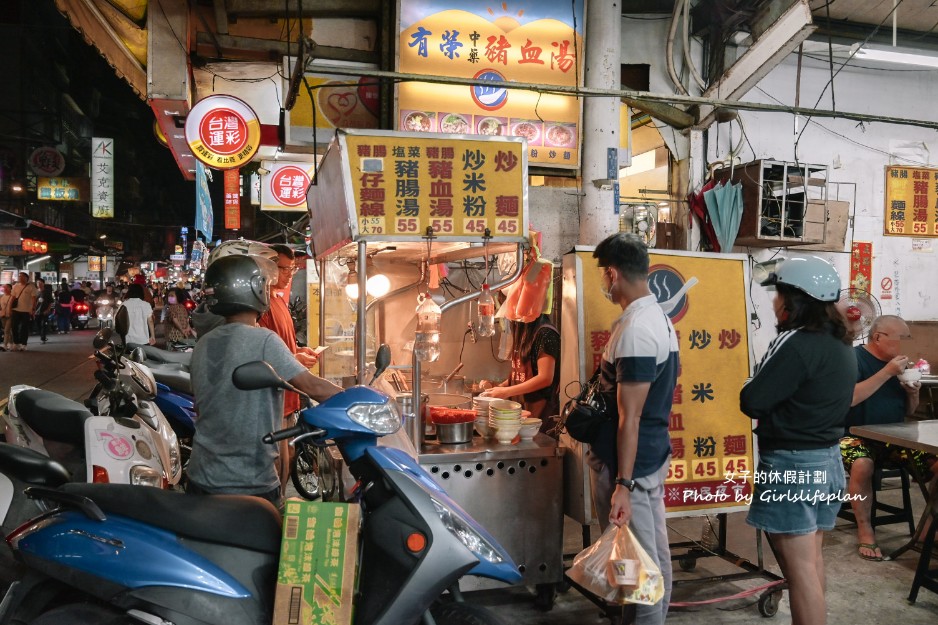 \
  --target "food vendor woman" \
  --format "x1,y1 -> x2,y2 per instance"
481,313 -> 561,434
